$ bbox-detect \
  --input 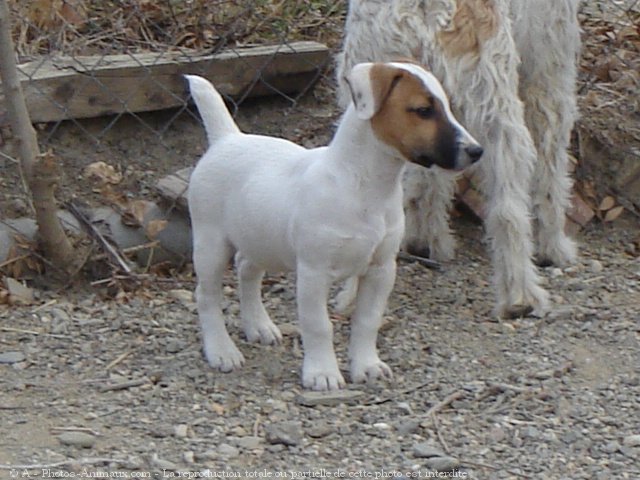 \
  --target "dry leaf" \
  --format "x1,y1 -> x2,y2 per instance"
604,205 -> 625,223
84,162 -> 123,185
59,0 -> 87,27
598,196 -> 616,211
121,200 -> 151,228
145,219 -> 168,239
